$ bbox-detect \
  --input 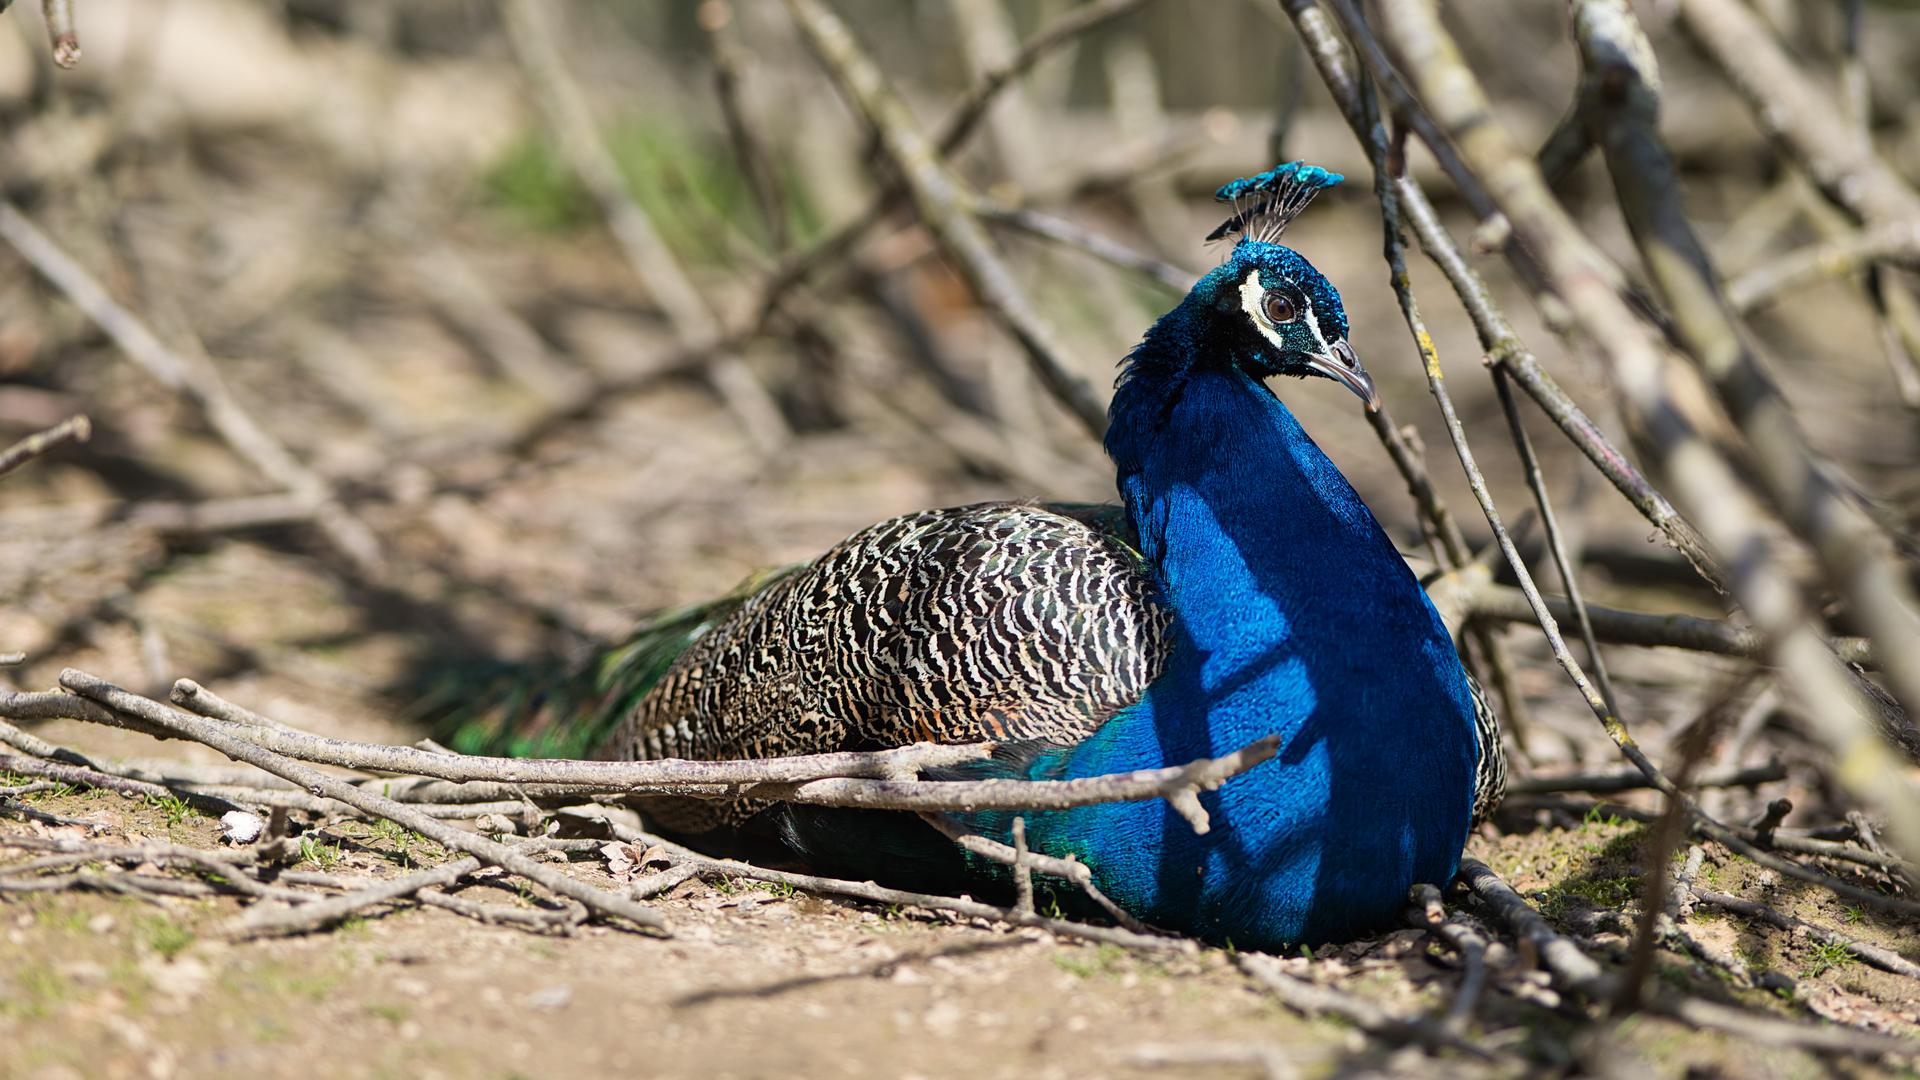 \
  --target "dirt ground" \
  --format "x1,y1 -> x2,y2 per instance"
7,767 -> 1919,1079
